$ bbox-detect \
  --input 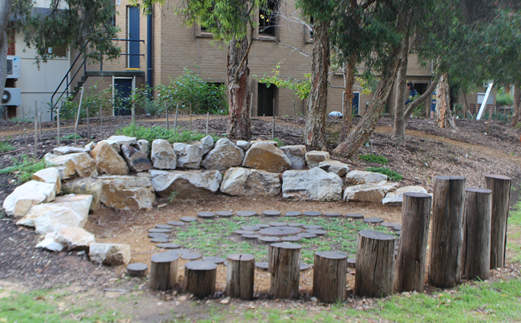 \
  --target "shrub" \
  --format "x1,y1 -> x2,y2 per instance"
0,141 -> 15,153
59,134 -> 83,140
0,156 -> 48,183
116,124 -> 221,143
366,167 -> 403,181
359,154 -> 389,164
273,137 -> 285,147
